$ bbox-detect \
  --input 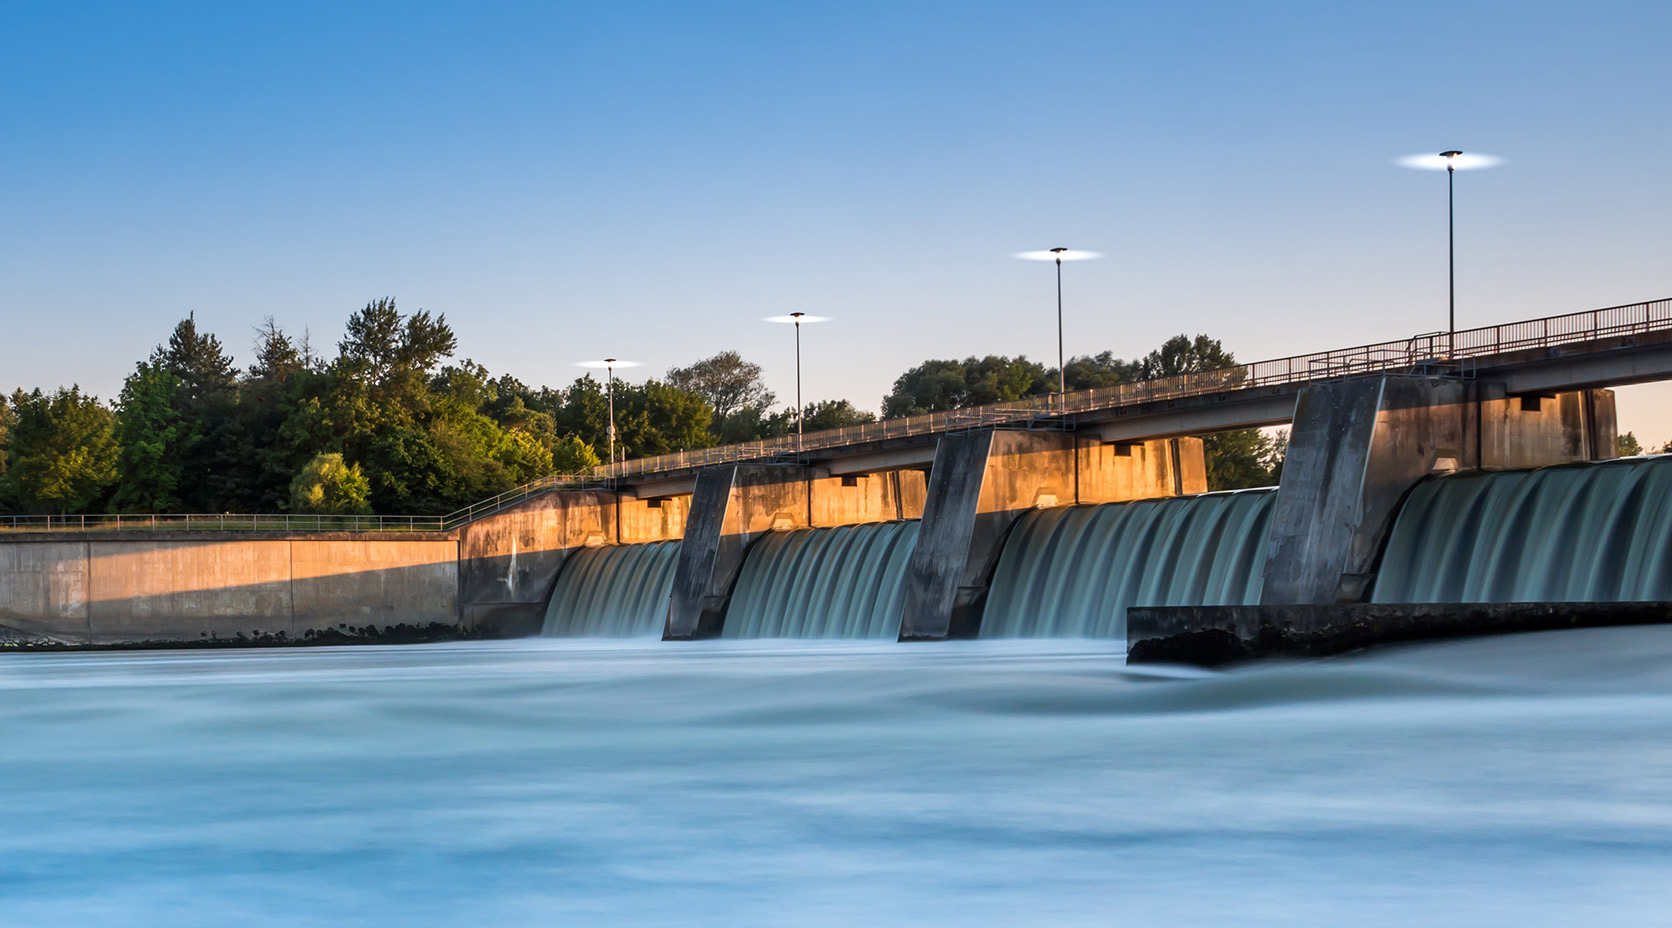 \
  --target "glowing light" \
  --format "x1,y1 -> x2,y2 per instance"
575,359 -> 643,369
763,314 -> 831,324
1396,152 -> 1504,171
1013,249 -> 1102,262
